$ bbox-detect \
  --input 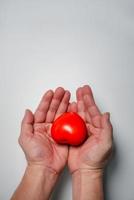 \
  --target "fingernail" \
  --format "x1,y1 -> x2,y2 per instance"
106,112 -> 110,120
25,109 -> 28,115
